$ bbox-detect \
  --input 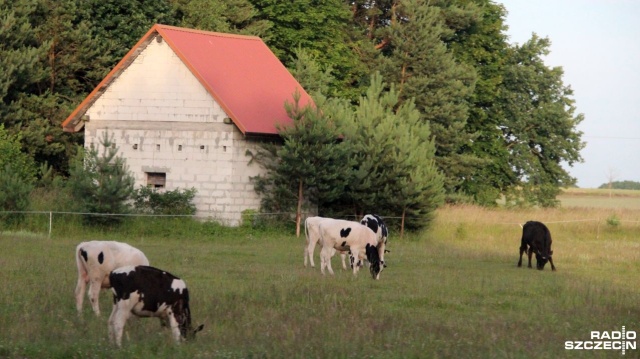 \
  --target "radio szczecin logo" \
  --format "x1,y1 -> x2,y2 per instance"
565,327 -> 636,355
